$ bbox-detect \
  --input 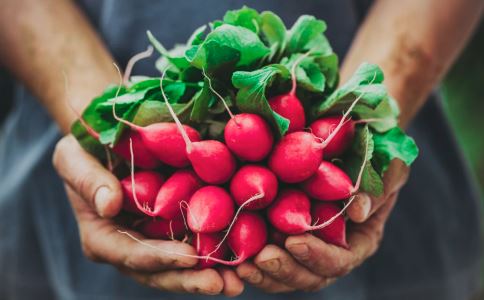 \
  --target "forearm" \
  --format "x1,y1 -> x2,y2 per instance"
0,0 -> 118,133
342,0 -> 483,127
